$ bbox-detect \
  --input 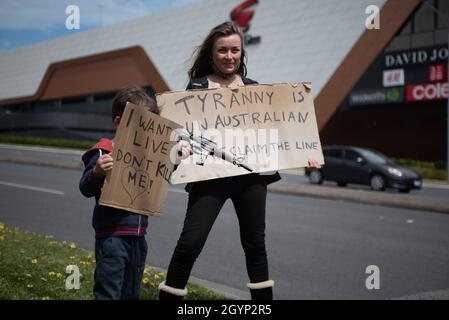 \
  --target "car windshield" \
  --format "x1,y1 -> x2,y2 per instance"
358,149 -> 390,164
